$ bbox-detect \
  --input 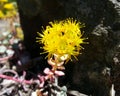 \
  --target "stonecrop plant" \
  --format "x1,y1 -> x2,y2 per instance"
0,0 -> 17,18
36,18 -> 88,95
